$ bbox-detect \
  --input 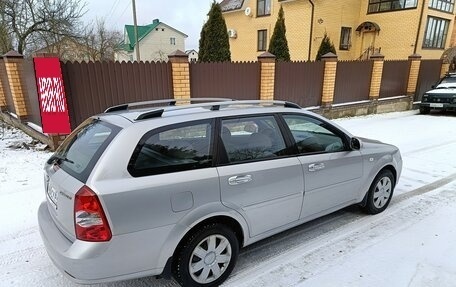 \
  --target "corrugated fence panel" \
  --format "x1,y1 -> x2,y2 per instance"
379,60 -> 410,98
23,59 -> 41,126
415,59 -> 442,101
62,61 -> 173,129
275,61 -> 324,107
0,58 -> 15,114
190,62 -> 260,100
334,61 -> 373,104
